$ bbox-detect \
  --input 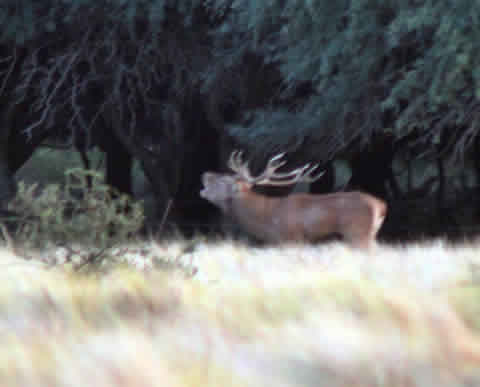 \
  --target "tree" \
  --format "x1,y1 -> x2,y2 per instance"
216,0 -> 480,166
0,0 -> 228,231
